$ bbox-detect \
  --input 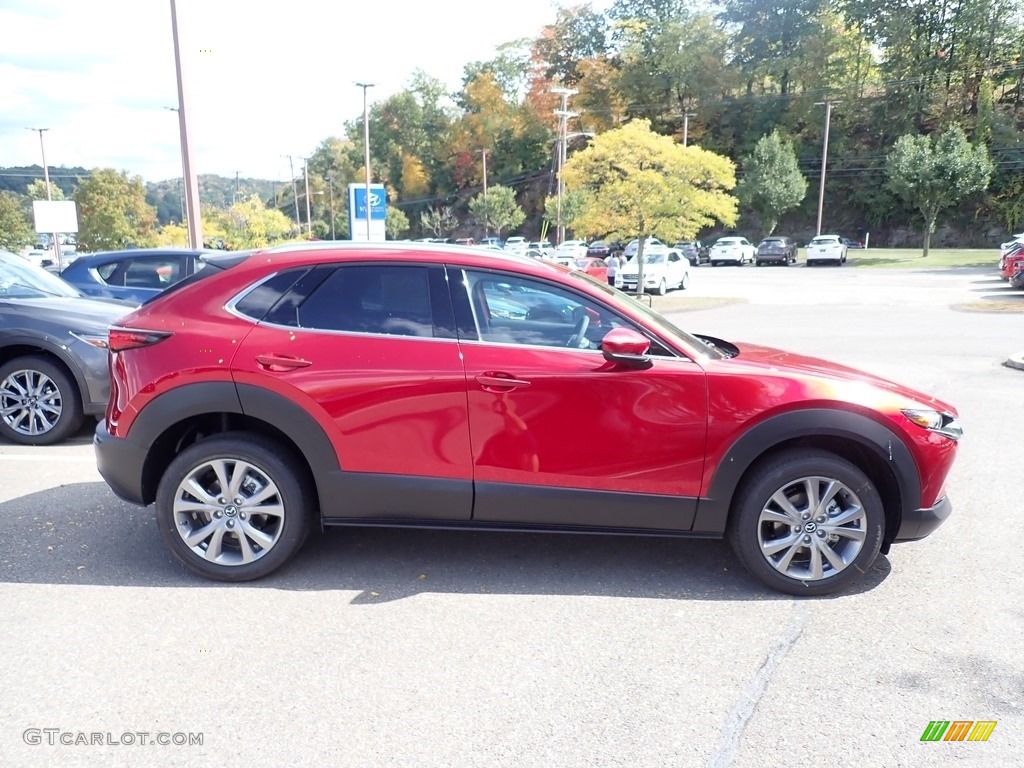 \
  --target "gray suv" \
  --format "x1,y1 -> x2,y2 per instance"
0,250 -> 132,445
